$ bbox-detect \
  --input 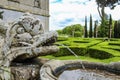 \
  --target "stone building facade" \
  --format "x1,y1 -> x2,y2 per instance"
0,0 -> 49,31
